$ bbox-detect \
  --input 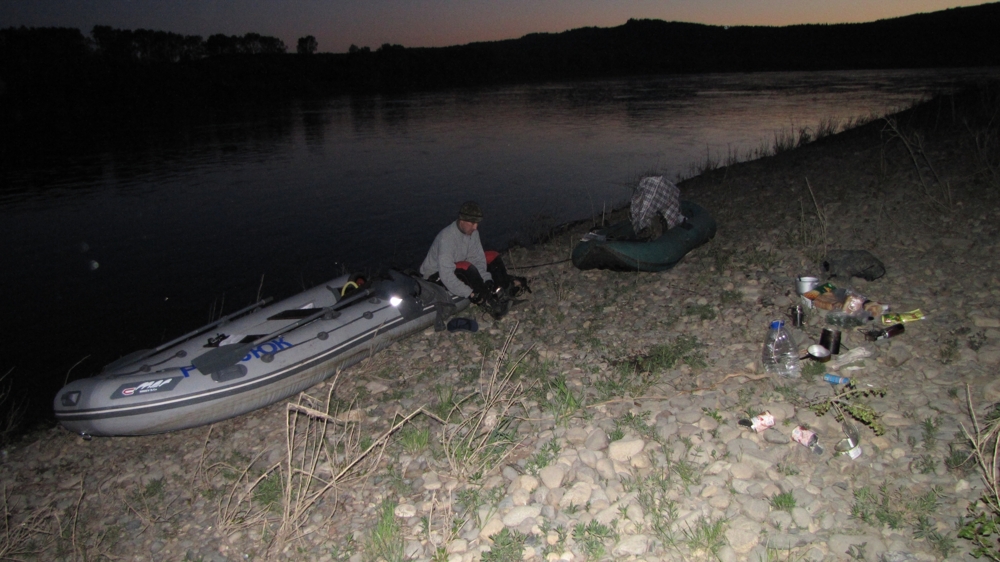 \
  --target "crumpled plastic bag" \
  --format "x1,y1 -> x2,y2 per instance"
823,250 -> 886,281
827,346 -> 873,370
